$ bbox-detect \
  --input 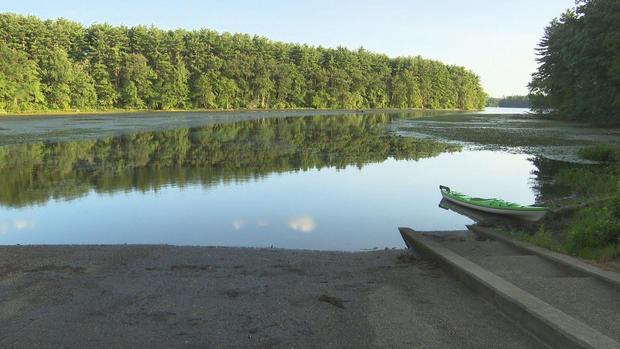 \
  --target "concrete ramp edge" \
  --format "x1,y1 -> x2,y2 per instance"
467,225 -> 620,289
399,227 -> 619,349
